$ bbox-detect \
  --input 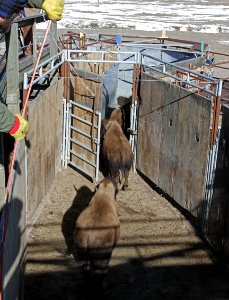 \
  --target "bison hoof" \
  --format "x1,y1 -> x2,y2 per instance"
122,184 -> 128,191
